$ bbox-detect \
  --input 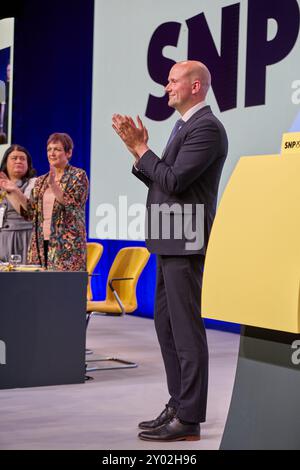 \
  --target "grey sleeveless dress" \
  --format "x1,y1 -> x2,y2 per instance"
0,178 -> 36,264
